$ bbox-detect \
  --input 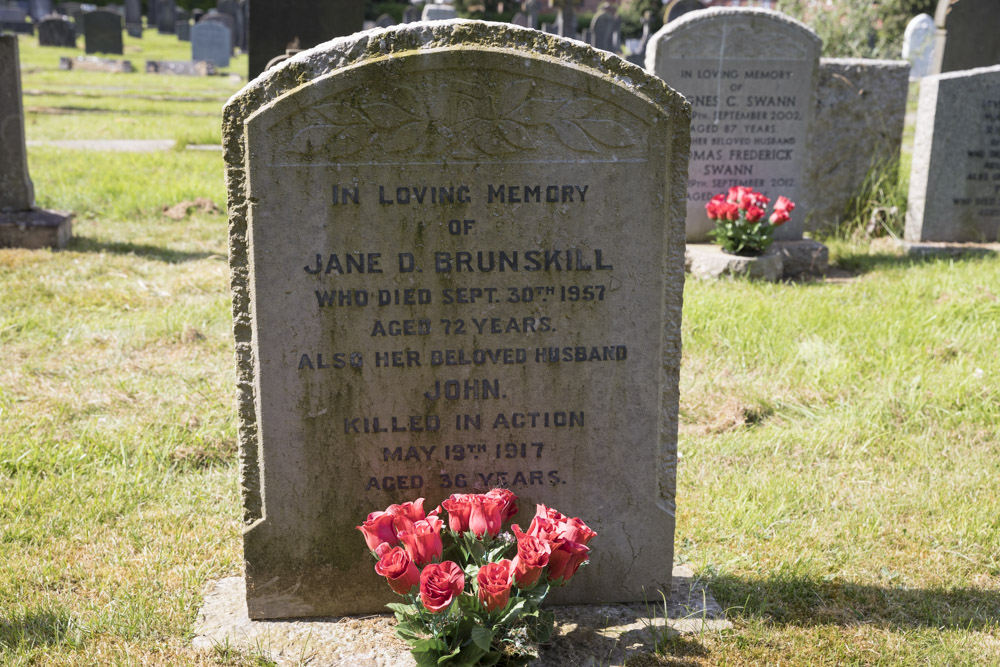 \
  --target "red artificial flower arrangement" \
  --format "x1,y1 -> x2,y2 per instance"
705,185 -> 795,256
358,490 -> 595,666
